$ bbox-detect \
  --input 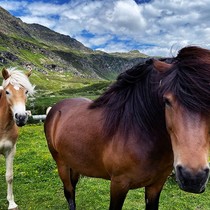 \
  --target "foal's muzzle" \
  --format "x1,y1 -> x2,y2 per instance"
15,113 -> 28,127
175,165 -> 210,193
